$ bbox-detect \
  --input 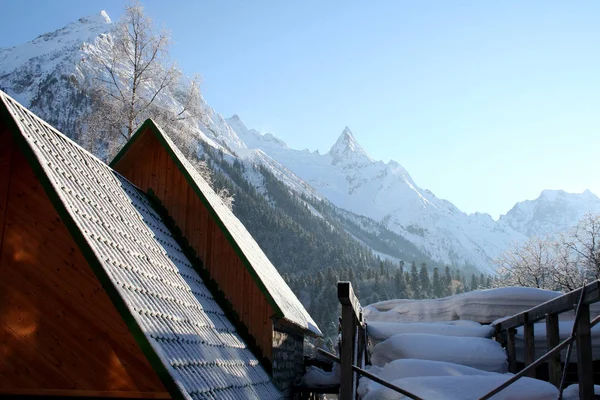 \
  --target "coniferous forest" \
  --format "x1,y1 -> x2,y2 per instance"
203,144 -> 493,338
